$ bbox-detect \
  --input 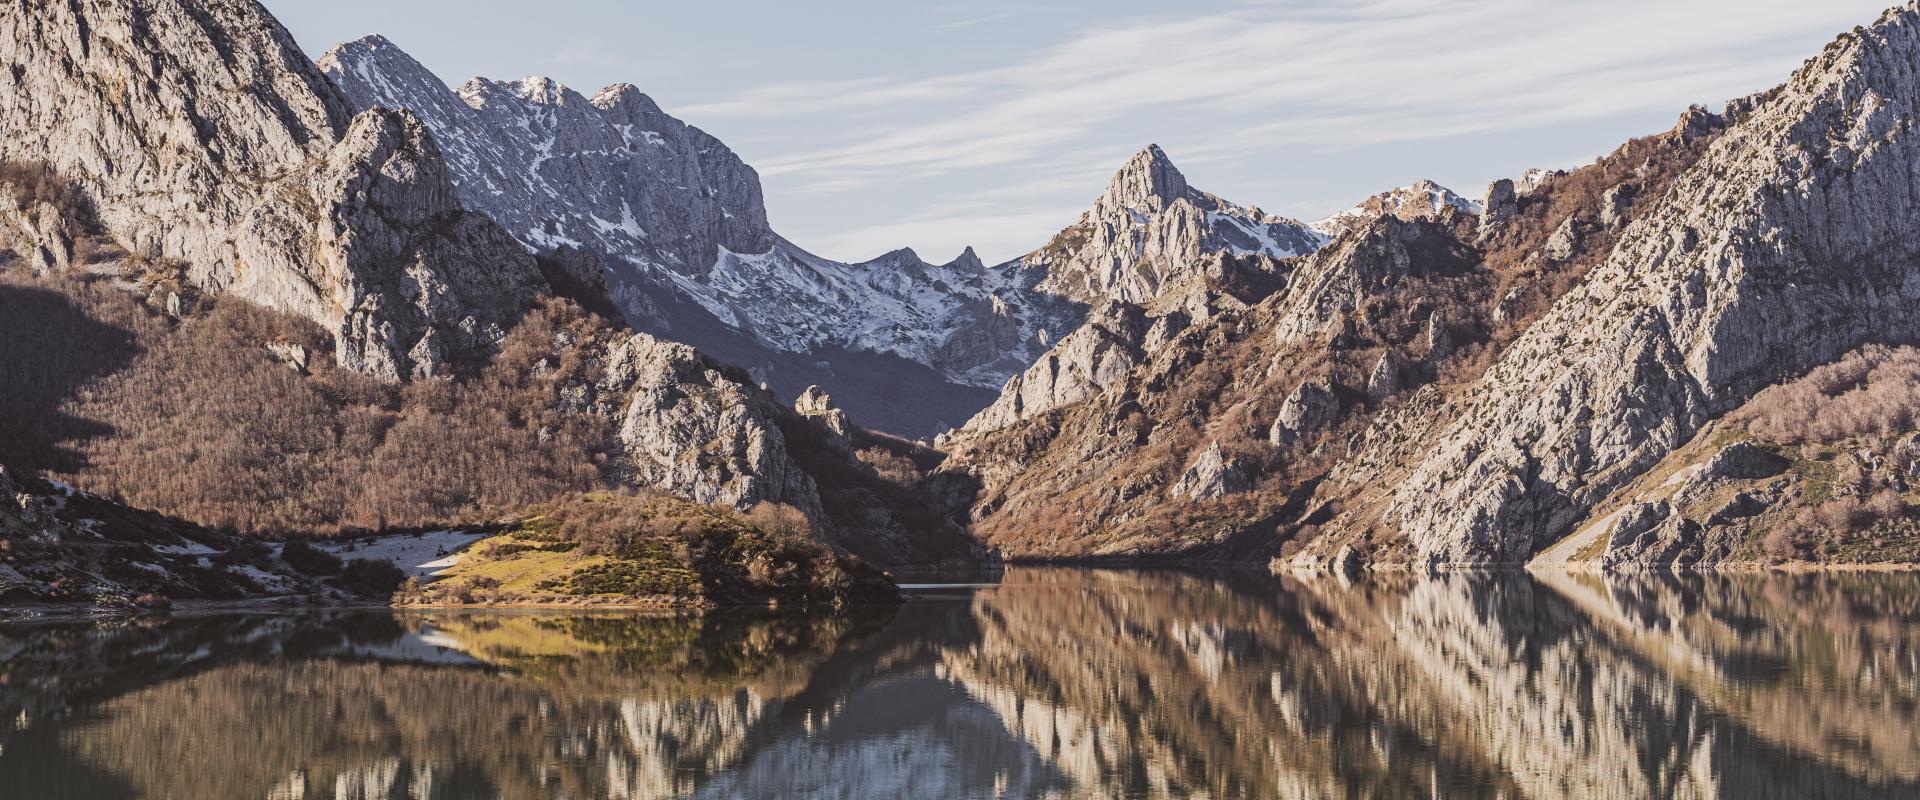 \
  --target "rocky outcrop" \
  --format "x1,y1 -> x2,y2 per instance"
793,385 -> 853,455
0,0 -> 548,381
1542,215 -> 1583,263
1353,6 -> 1920,563
292,108 -> 547,380
1477,179 -> 1518,238
1172,442 -> 1251,500
959,303 -> 1148,434
1269,382 -> 1339,446
1270,216 -> 1476,344
598,334 -> 822,516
